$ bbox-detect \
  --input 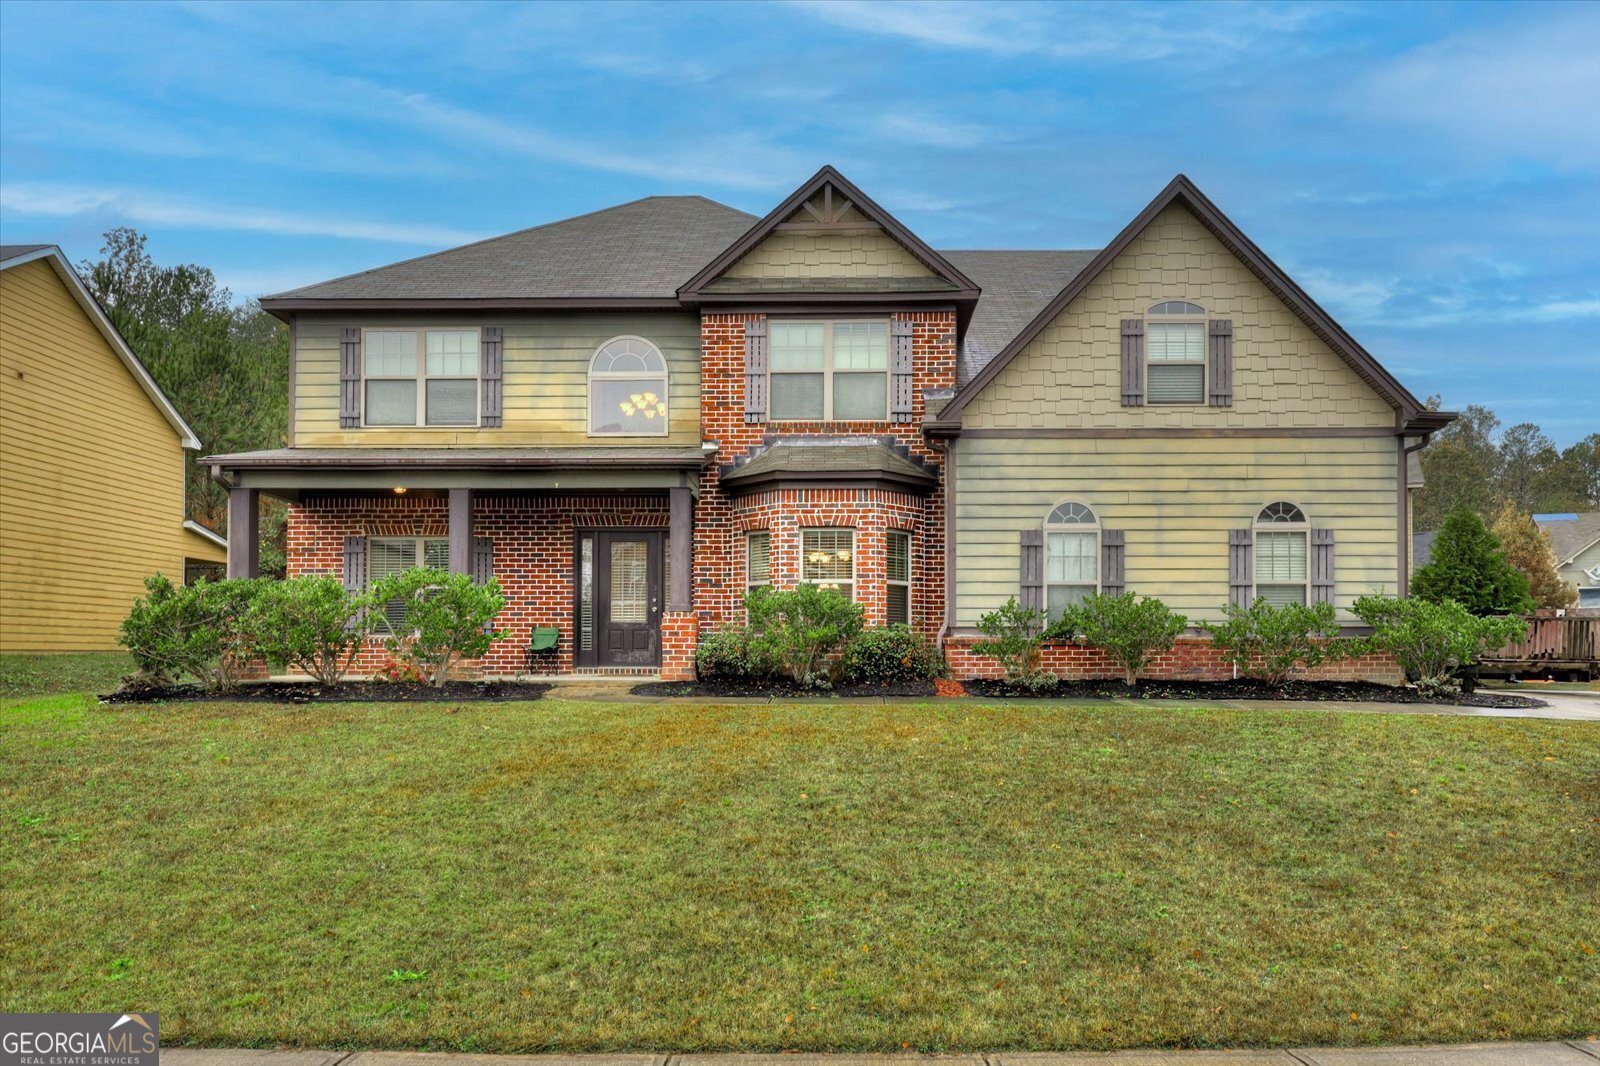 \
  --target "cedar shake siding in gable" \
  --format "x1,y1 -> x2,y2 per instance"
0,256 -> 221,652
723,231 -> 936,280
292,312 -> 702,448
